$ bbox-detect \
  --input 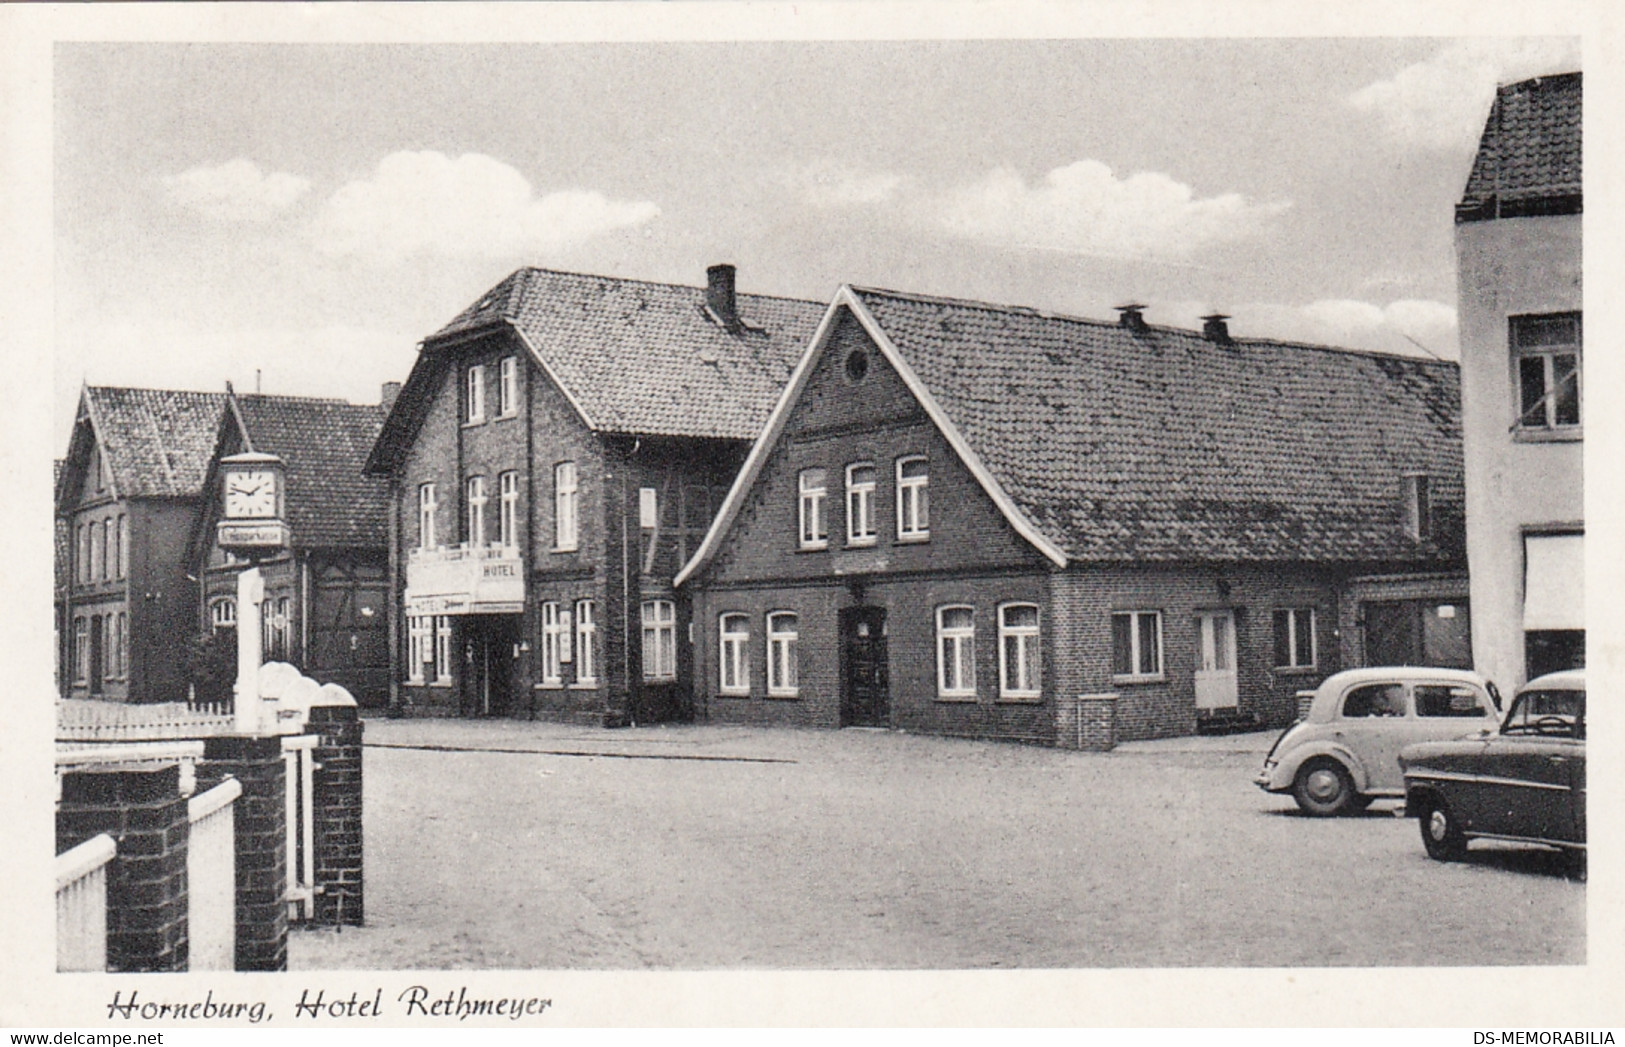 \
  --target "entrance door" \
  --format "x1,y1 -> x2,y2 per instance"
1193,610 -> 1238,709
464,615 -> 520,717
839,607 -> 889,727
